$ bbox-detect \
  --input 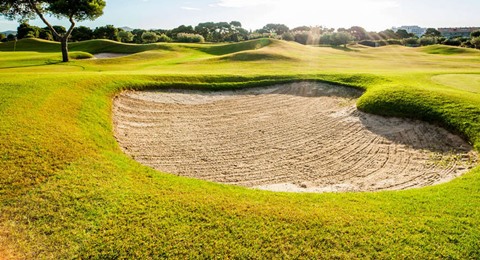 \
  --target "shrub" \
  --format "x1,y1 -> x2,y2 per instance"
443,38 -> 462,46
471,30 -> 480,38
69,51 -> 94,60
403,38 -> 419,46
141,32 -> 159,43
386,39 -> 402,45
118,31 -> 134,43
331,32 -> 353,47
248,33 -> 274,40
358,40 -> 389,47
157,34 -> 172,43
282,32 -> 295,41
419,37 -> 437,46
294,31 -> 310,45
319,33 -> 333,45
437,37 -> 447,44
358,40 -> 376,47
471,37 -> 480,49
176,33 -> 205,43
